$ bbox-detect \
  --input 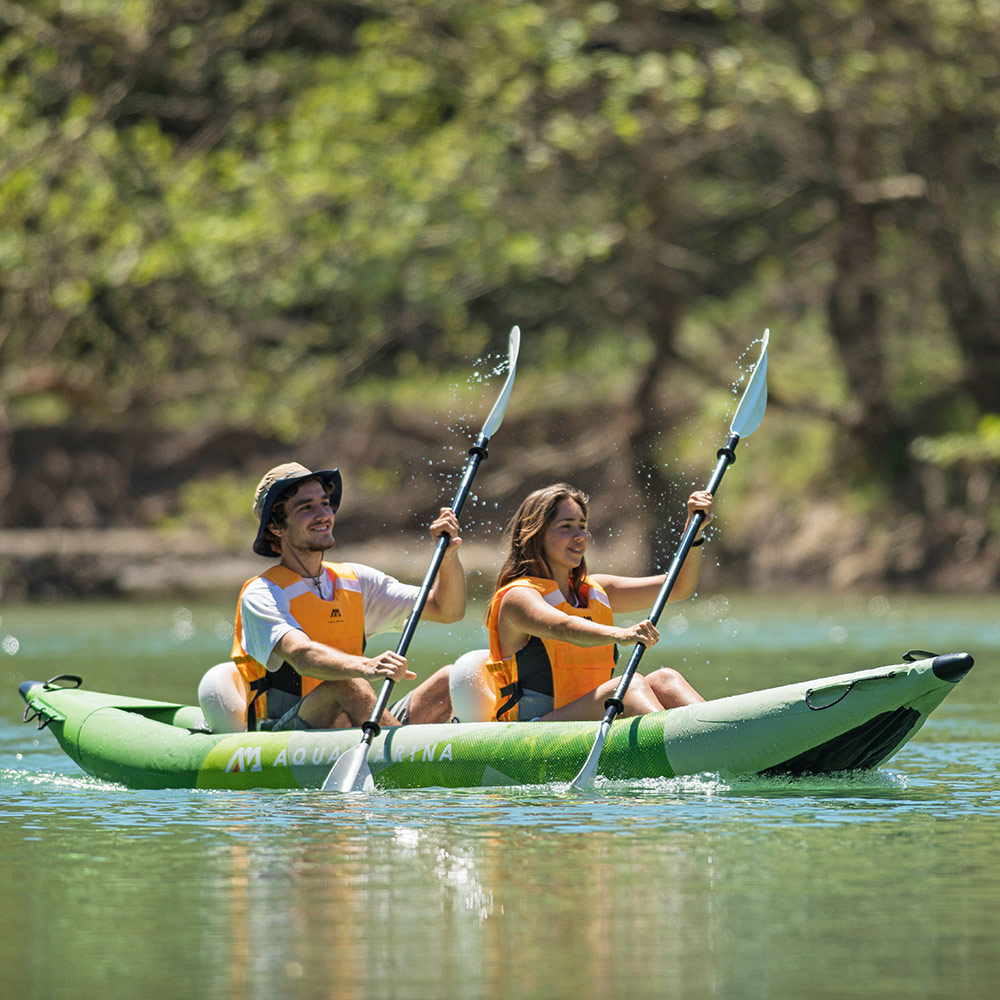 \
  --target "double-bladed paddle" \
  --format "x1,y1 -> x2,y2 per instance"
322,326 -> 522,792
568,330 -> 770,790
